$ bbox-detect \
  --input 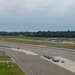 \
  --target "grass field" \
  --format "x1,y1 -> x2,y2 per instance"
0,56 -> 11,61
0,62 -> 26,75
0,36 -> 75,49
0,36 -> 43,40
56,45 -> 75,49
0,37 -> 57,45
0,55 -> 26,75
